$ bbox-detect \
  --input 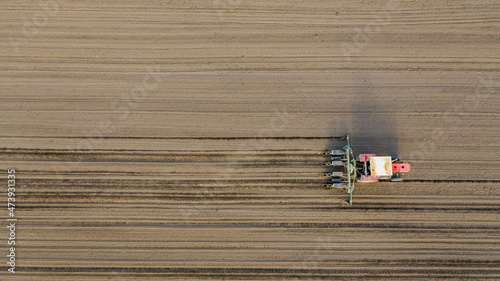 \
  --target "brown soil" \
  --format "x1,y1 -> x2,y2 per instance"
0,0 -> 499,279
